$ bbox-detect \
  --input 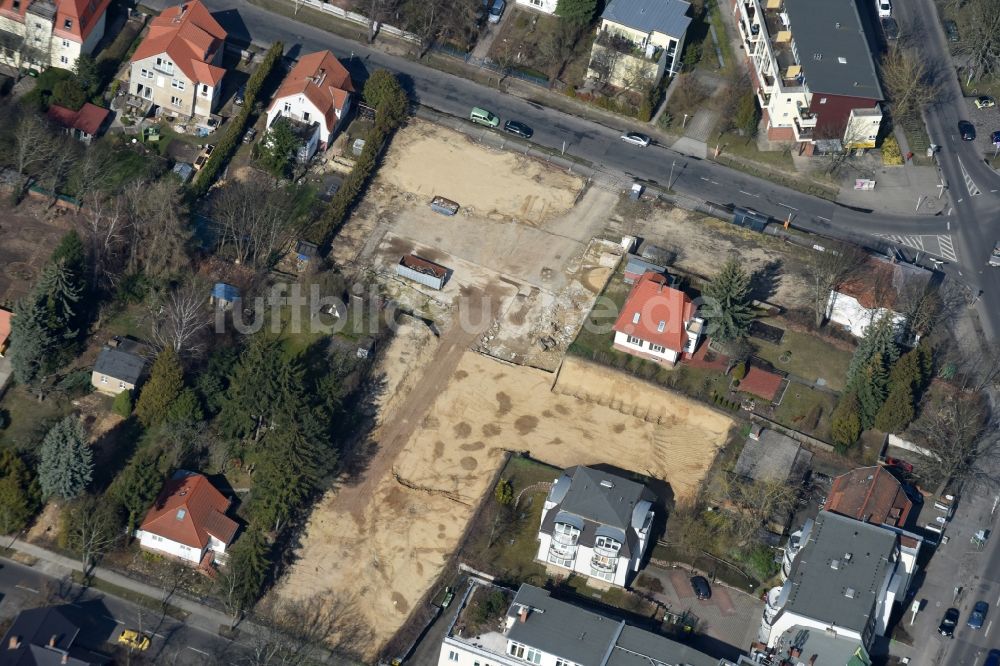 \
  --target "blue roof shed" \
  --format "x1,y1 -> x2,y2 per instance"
212,283 -> 240,303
